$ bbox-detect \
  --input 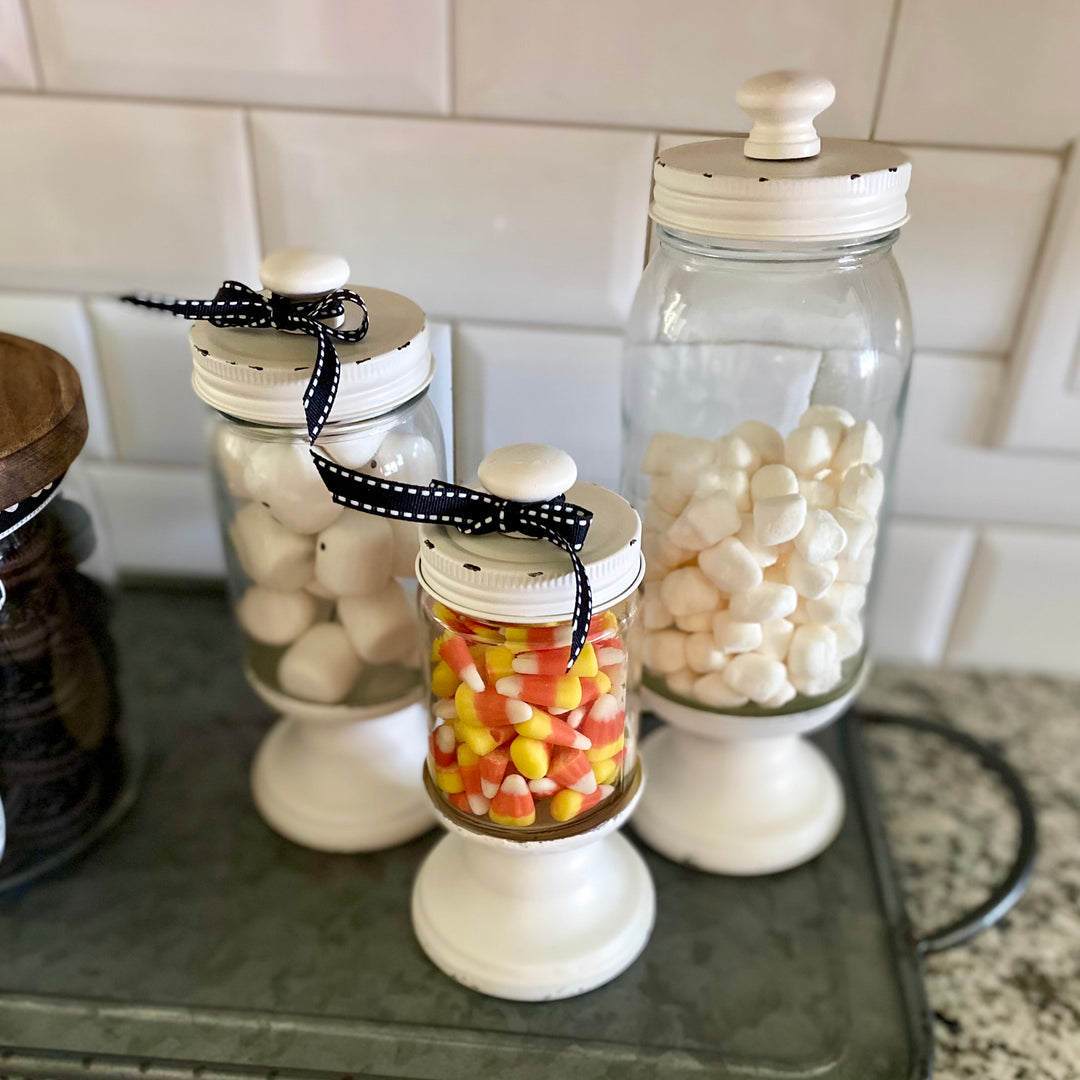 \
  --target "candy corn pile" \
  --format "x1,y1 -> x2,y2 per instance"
426,602 -> 629,829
